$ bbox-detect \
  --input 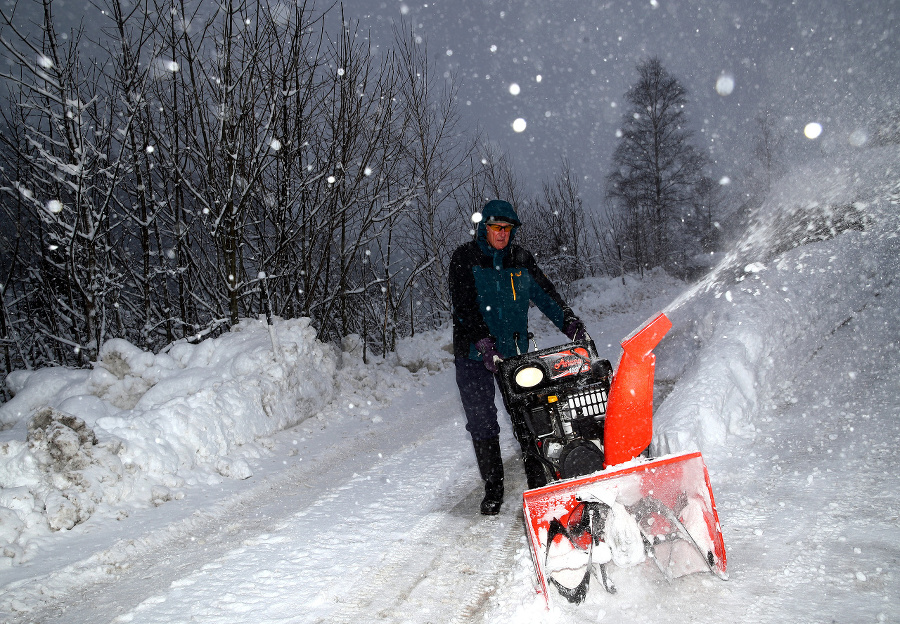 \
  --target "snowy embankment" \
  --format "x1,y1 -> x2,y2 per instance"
652,145 -> 900,456
0,315 -> 452,563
